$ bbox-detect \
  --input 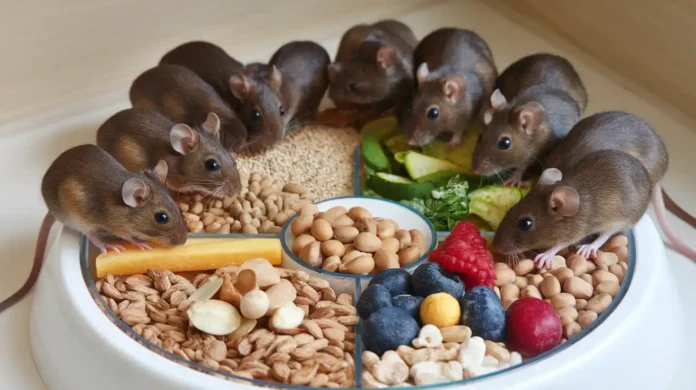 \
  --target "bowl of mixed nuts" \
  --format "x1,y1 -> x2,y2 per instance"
280,196 -> 438,285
